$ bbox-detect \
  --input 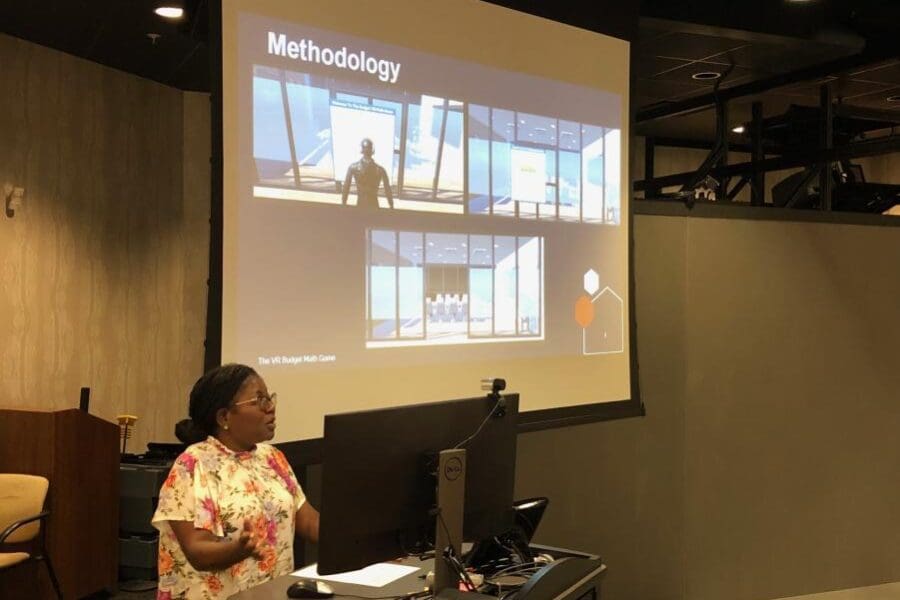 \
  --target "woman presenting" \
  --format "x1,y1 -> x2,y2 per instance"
153,364 -> 320,599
